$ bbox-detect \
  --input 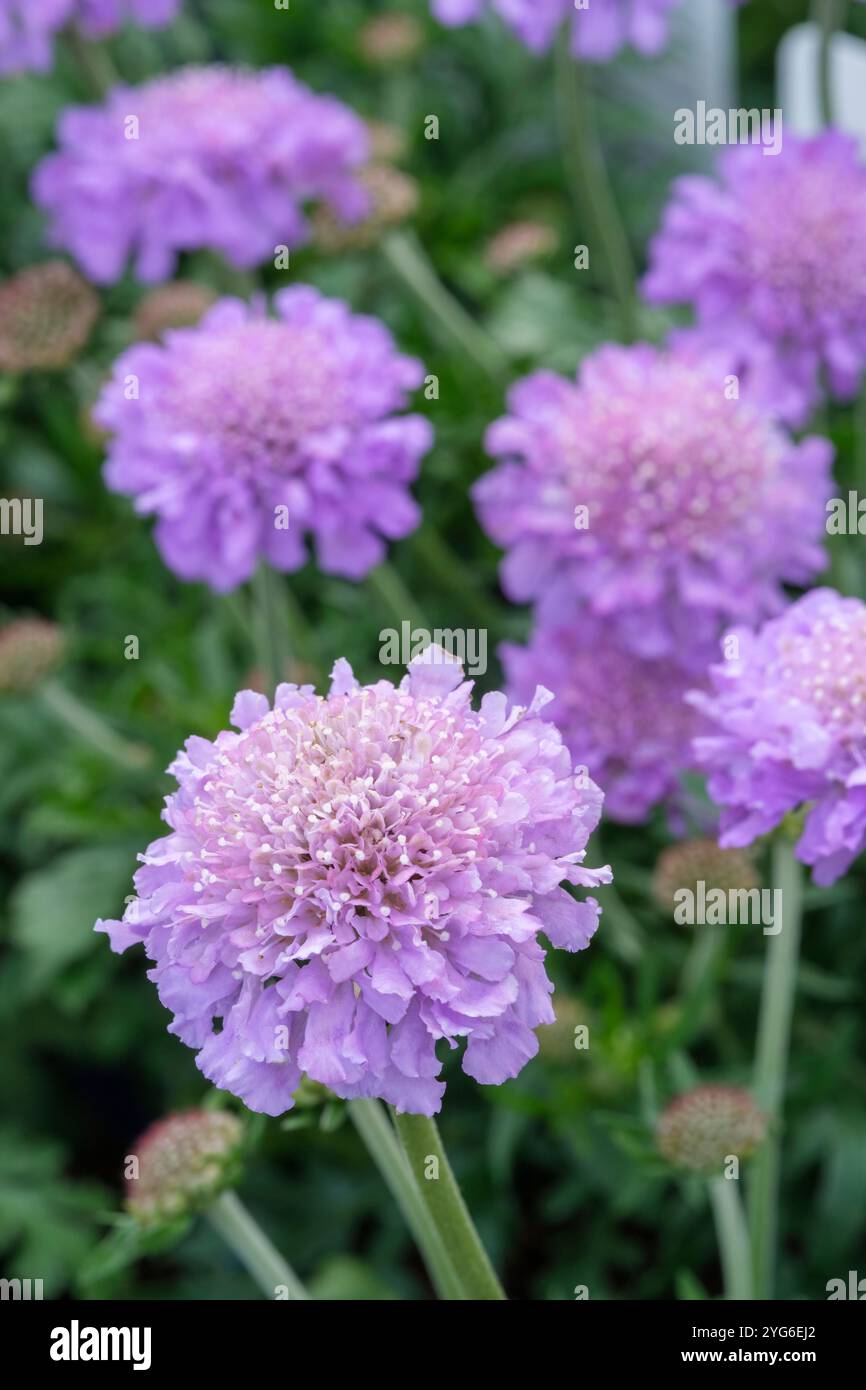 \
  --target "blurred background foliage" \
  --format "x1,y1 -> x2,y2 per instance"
1,0 -> 865,1301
